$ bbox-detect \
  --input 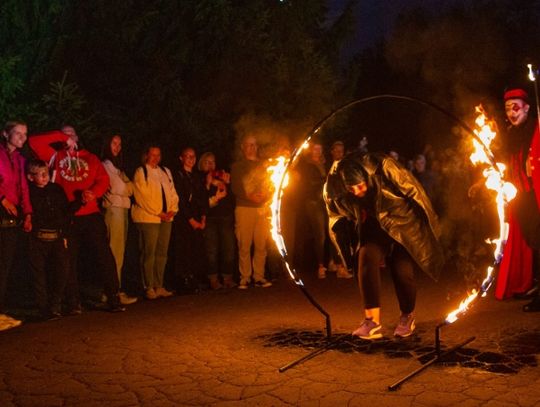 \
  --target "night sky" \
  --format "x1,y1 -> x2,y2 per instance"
329,0 -> 461,57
